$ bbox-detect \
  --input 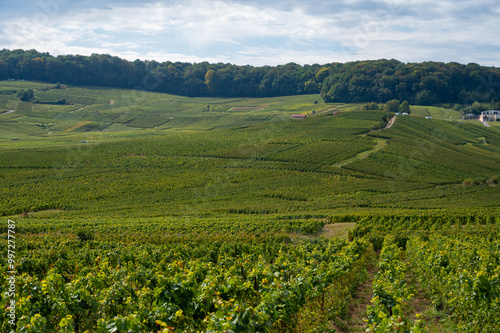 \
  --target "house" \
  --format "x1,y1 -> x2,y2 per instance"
462,113 -> 478,120
292,114 -> 307,120
479,110 -> 500,122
